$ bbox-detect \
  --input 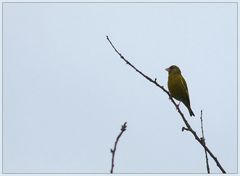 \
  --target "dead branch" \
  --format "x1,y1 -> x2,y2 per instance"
200,110 -> 210,173
110,122 -> 127,174
106,36 -> 226,173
